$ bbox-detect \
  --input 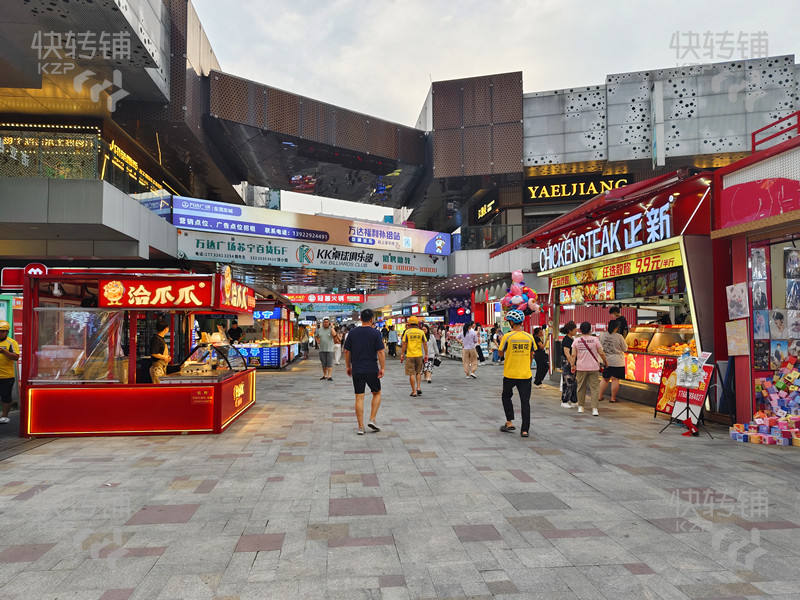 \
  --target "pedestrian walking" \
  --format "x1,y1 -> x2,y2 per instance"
598,319 -> 627,403
533,327 -> 550,386
475,324 -> 486,364
573,321 -> 608,416
488,325 -> 500,363
315,317 -> 335,380
387,325 -> 398,358
498,309 -> 535,438
400,316 -> 428,397
333,325 -> 343,365
422,324 -> 438,384
560,321 -> 578,408
0,321 -> 20,424
433,324 -> 443,354
344,309 -> 386,435
460,321 -> 479,378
